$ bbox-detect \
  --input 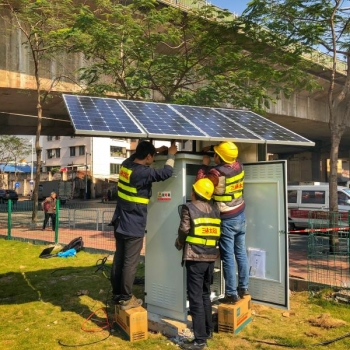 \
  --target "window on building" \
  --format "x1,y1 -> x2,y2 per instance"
110,163 -> 121,175
70,147 -> 76,157
79,146 -> 85,156
47,148 -> 60,159
47,149 -> 54,159
47,136 -> 53,141
110,146 -> 126,157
